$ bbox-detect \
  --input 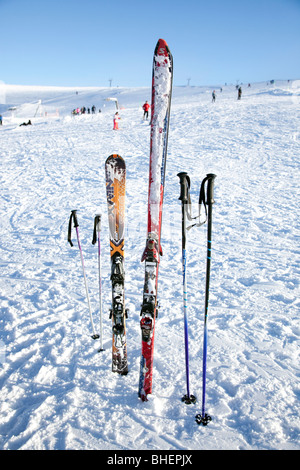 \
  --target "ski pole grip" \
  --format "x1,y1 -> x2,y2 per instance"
206,174 -> 217,205
95,214 -> 101,232
177,172 -> 190,202
72,210 -> 79,227
68,210 -> 79,246
92,214 -> 101,245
